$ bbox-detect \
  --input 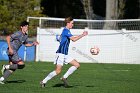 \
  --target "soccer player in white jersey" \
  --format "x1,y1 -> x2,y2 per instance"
0,21 -> 39,84
40,17 -> 88,88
